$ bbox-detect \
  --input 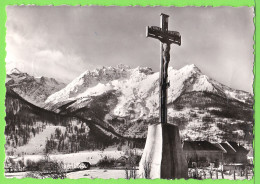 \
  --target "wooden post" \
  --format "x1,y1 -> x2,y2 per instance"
221,170 -> 224,179
216,170 -> 218,179
245,169 -> 248,180
210,171 -> 212,179
126,169 -> 129,179
233,170 -> 236,180
159,14 -> 169,124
